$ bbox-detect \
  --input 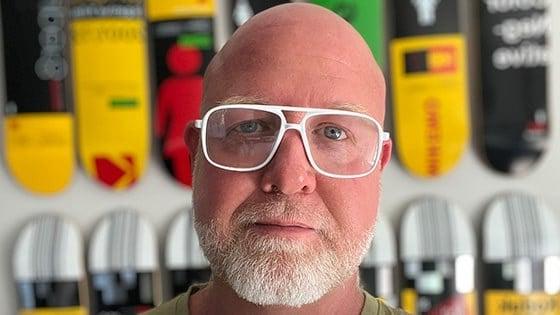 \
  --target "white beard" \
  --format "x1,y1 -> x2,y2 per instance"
194,198 -> 376,307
